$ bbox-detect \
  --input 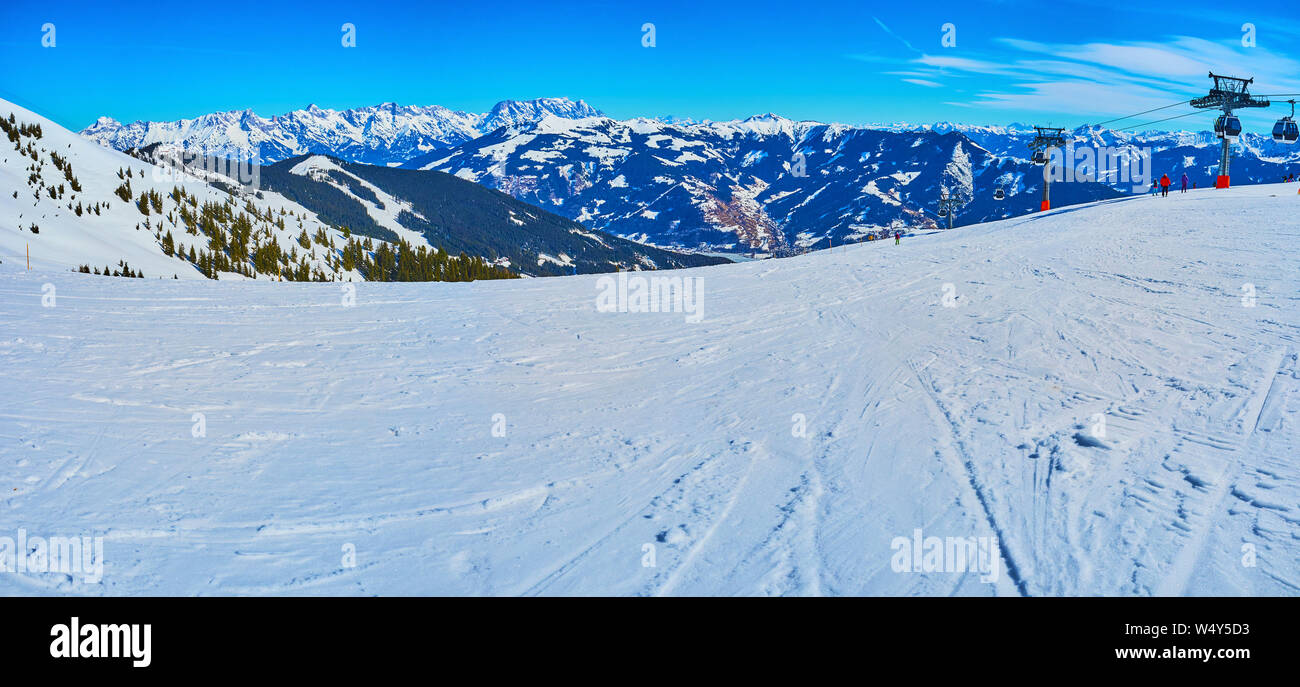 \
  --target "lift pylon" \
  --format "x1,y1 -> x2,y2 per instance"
1029,126 -> 1067,211
1191,72 -> 1269,188
937,192 -> 959,229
